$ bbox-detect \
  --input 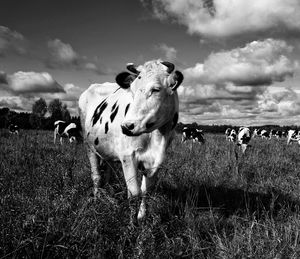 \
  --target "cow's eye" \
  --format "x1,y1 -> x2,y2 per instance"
151,88 -> 160,93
